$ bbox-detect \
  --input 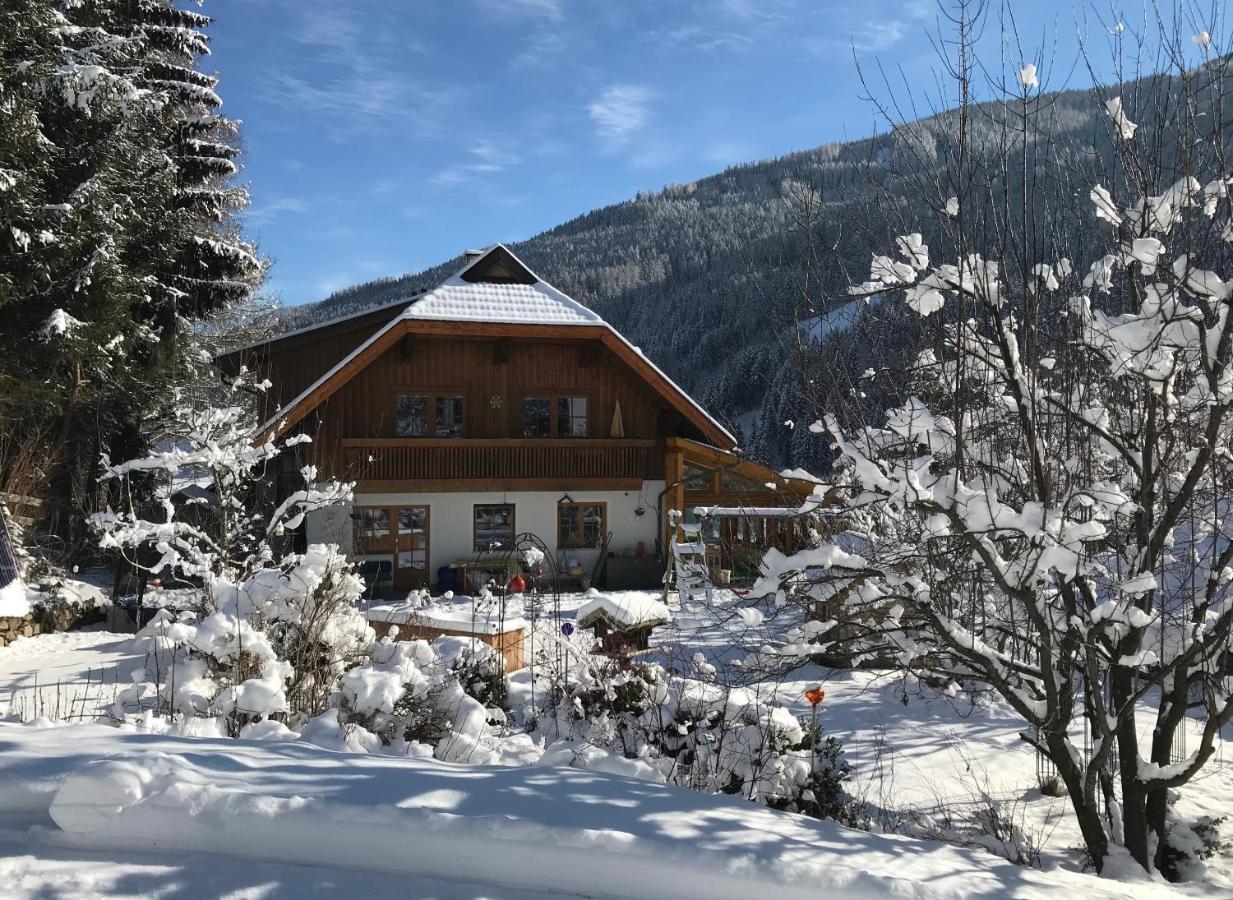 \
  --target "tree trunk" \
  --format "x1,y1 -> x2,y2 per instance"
1050,734 -> 1110,870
